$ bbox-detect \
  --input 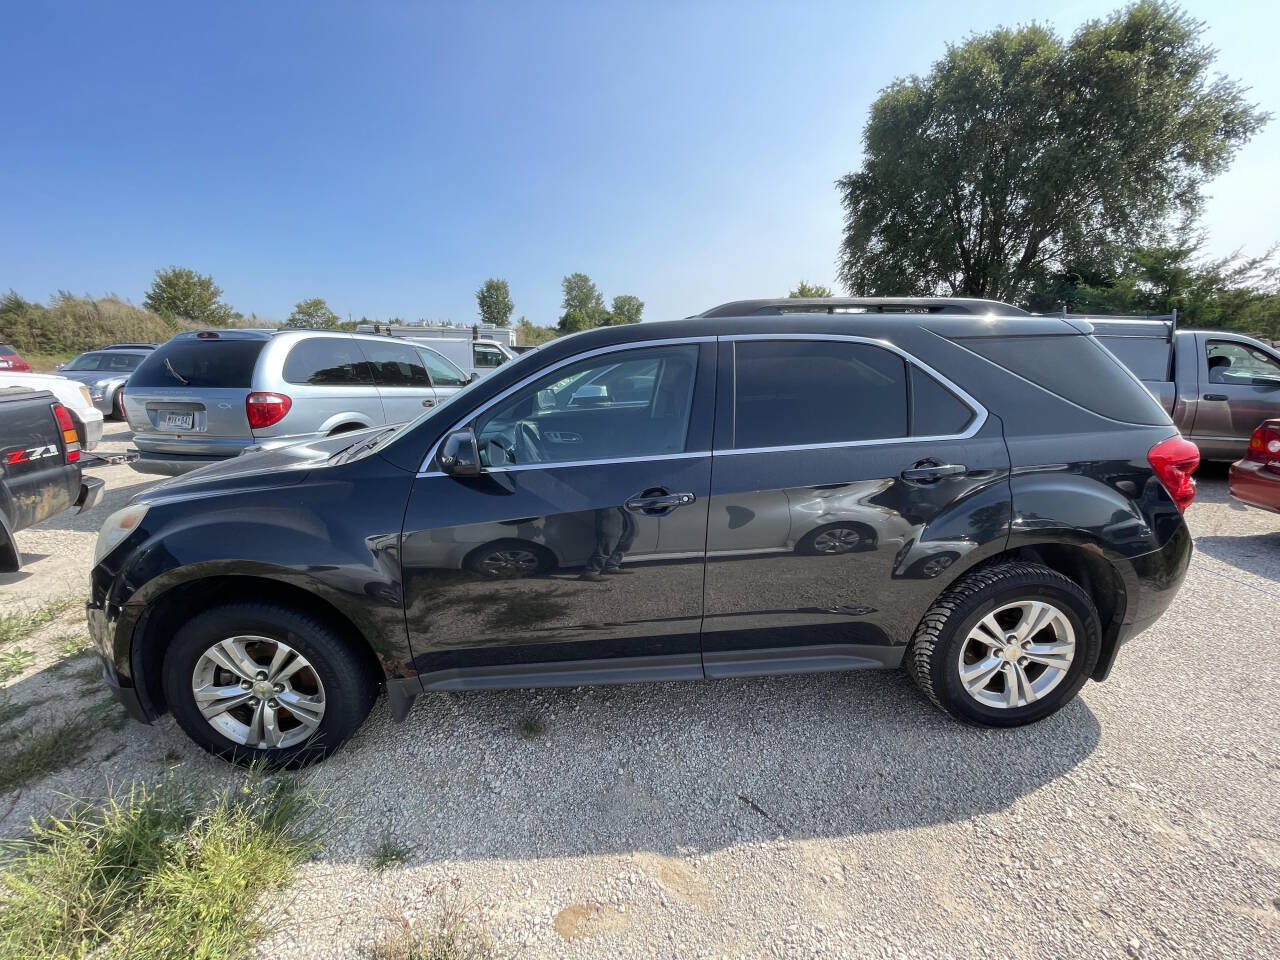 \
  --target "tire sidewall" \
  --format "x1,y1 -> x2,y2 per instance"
162,604 -> 373,767
932,578 -> 1101,726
